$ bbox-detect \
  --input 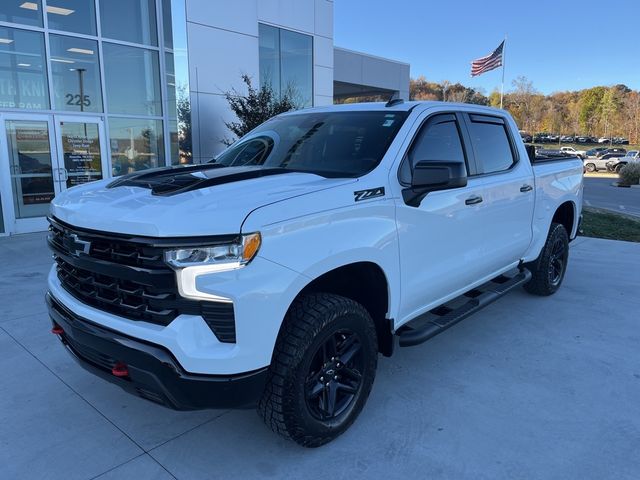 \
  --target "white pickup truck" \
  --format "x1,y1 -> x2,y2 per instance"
559,146 -> 587,159
46,101 -> 583,447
